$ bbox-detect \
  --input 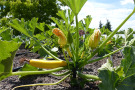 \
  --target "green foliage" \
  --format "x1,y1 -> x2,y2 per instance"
0,0 -> 60,24
19,63 -> 39,78
112,35 -> 124,48
0,0 -> 135,89
98,46 -> 135,90
0,40 -> 21,80
63,0 -> 87,15
0,26 -> 9,34
124,28 -> 134,46
79,15 -> 92,31
51,9 -> 75,32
